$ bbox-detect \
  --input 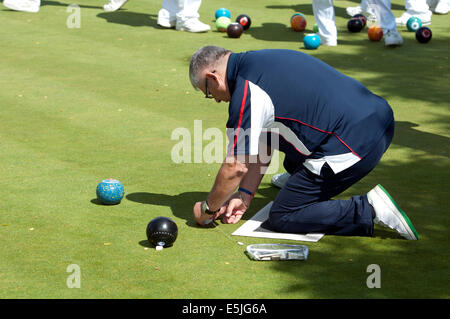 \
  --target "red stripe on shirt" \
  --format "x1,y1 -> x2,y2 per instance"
230,80 -> 249,156
274,116 -> 361,159
332,133 -> 362,159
